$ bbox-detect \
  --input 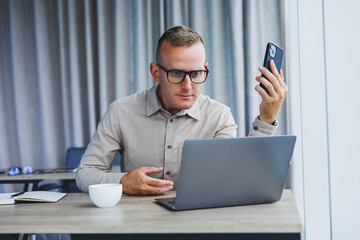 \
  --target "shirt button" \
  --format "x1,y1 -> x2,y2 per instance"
166,171 -> 171,175
253,126 -> 258,130
169,118 -> 173,123
167,145 -> 172,149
